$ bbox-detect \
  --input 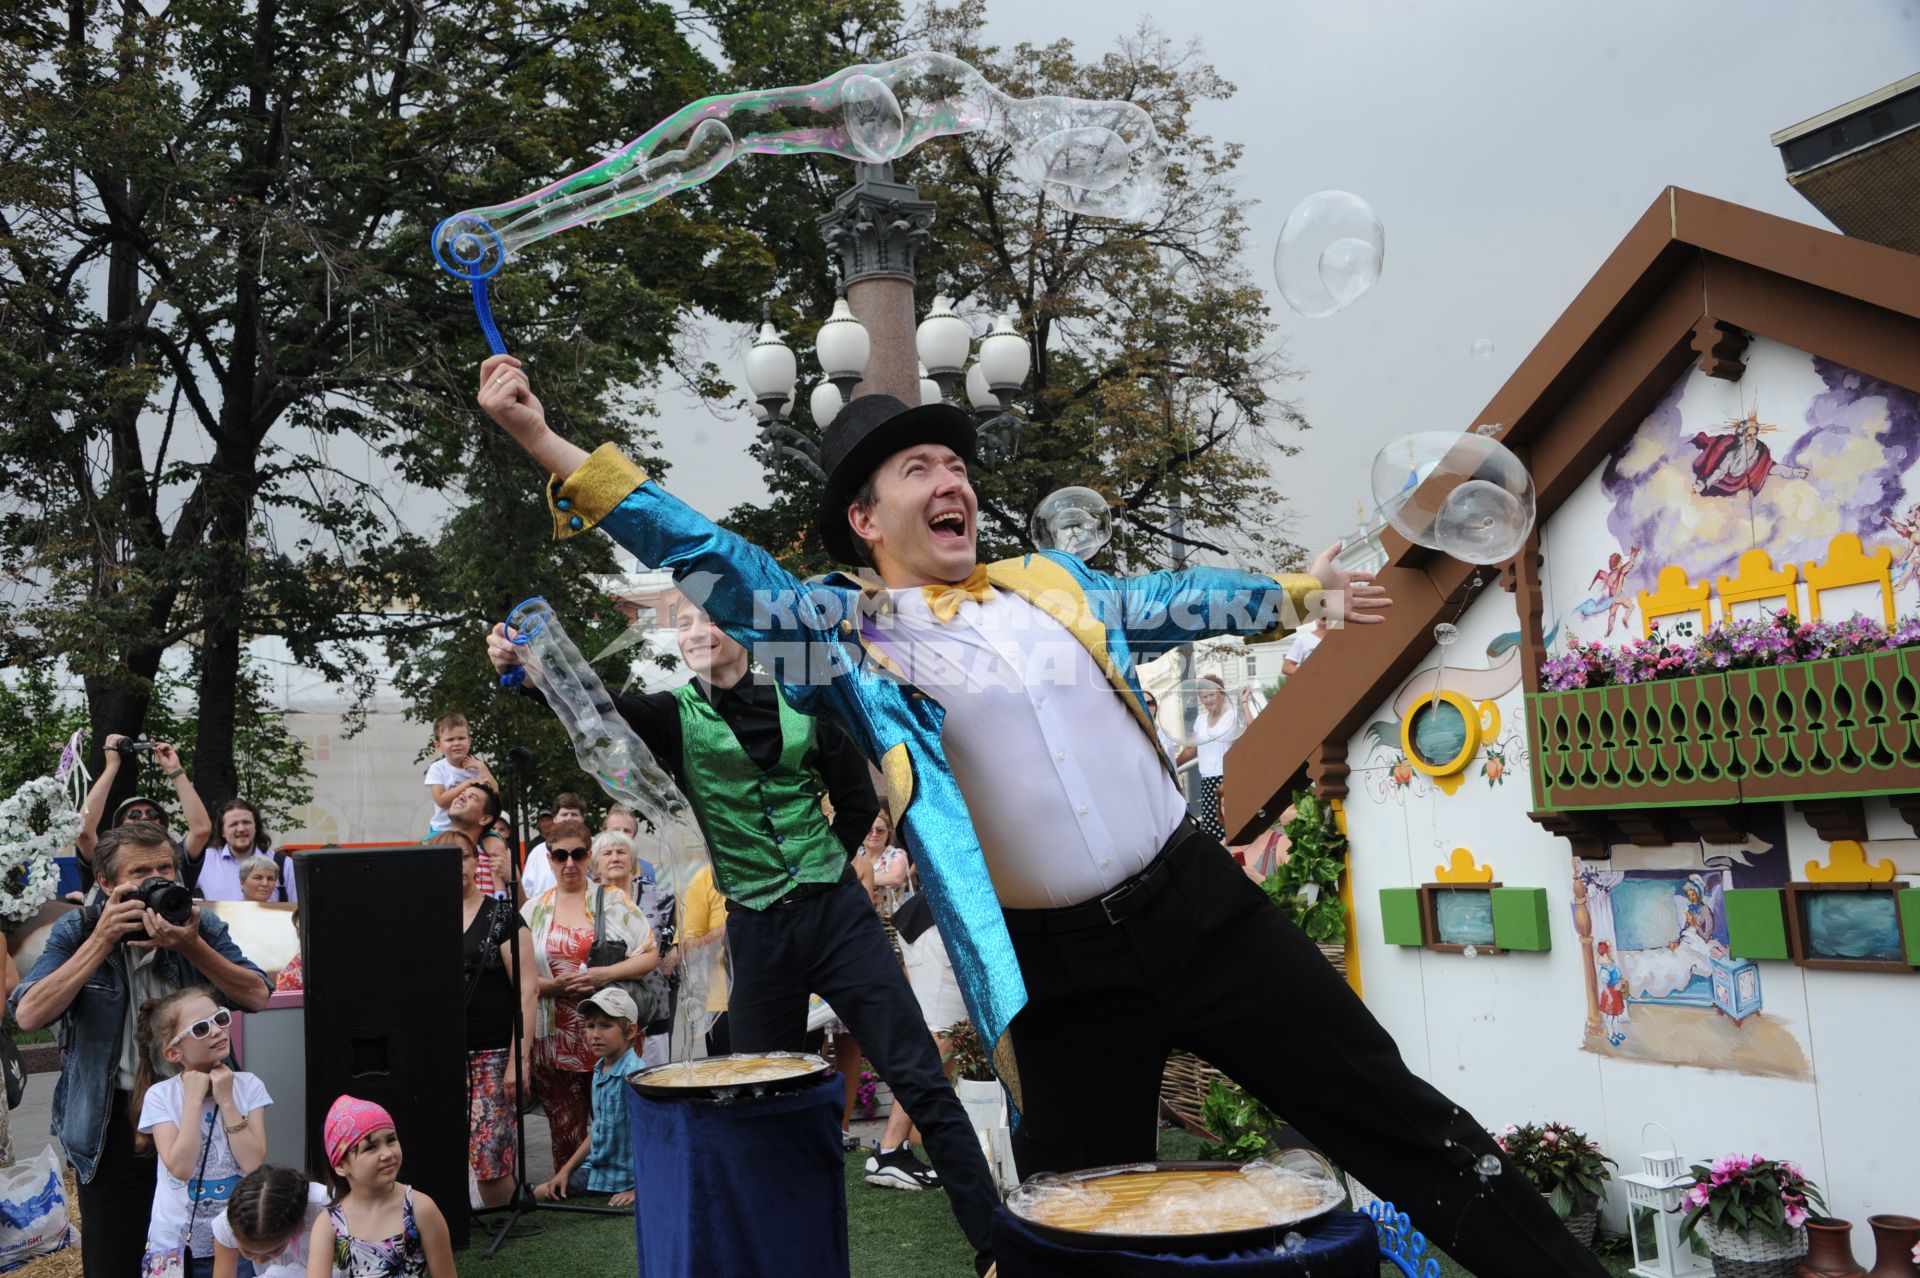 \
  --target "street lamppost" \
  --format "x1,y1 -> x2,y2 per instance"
736,161 -> 1032,479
